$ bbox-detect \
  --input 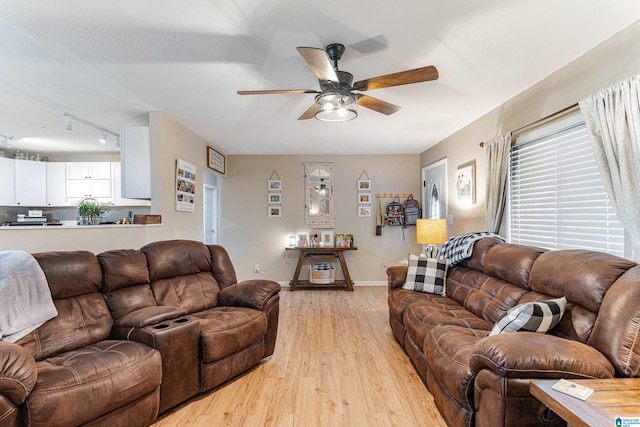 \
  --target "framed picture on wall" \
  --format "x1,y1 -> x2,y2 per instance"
206,146 -> 225,175
358,206 -> 371,217
358,193 -> 371,204
268,180 -> 282,191
456,160 -> 476,205
357,179 -> 371,192
268,206 -> 282,217
268,193 -> 281,204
